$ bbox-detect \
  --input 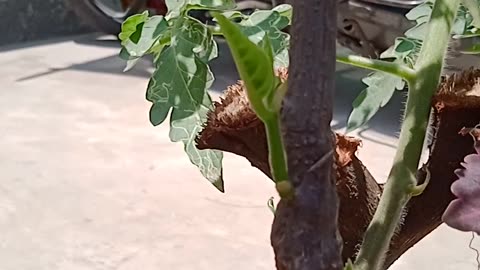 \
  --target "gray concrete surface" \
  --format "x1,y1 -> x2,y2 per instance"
0,34 -> 479,270
0,0 -> 91,46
